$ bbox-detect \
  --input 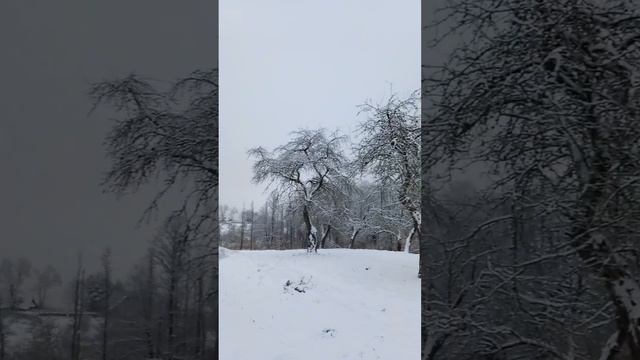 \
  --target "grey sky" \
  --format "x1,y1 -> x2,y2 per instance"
0,1 -> 216,304
220,0 -> 420,212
